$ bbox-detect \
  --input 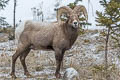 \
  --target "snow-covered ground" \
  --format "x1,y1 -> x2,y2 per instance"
0,29 -> 120,80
